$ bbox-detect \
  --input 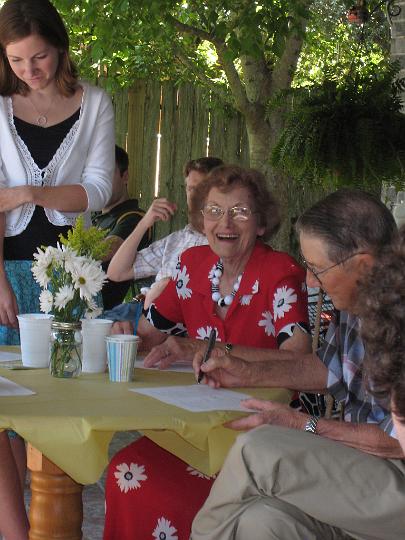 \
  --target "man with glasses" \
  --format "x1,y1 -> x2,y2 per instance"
192,189 -> 405,540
